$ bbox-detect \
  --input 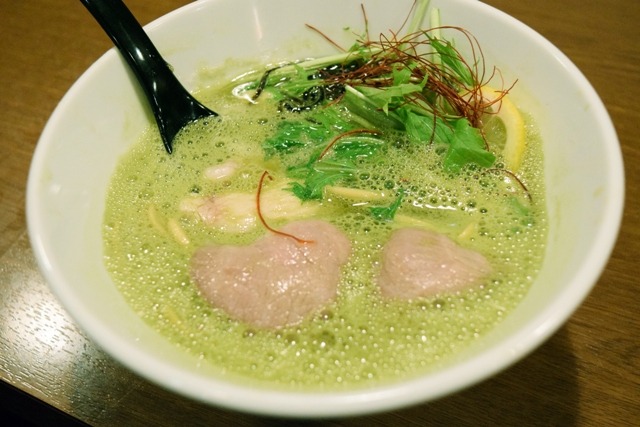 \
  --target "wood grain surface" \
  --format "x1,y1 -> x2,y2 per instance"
0,1 -> 638,426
